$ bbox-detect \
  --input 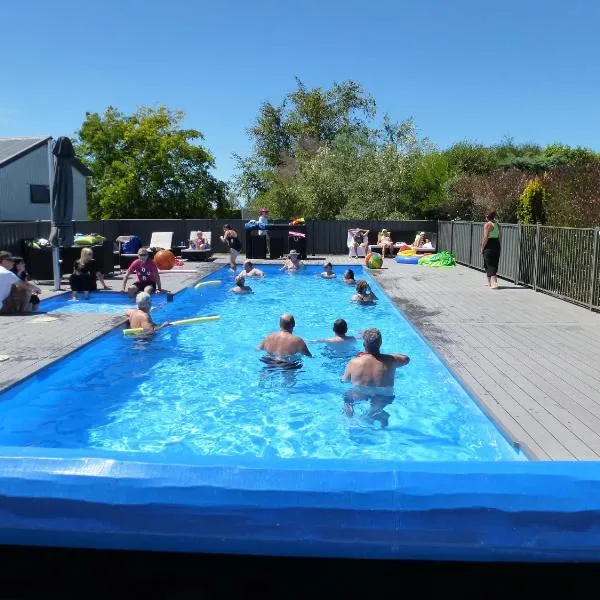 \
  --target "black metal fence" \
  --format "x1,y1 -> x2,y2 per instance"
0,219 -> 437,257
438,221 -> 600,311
